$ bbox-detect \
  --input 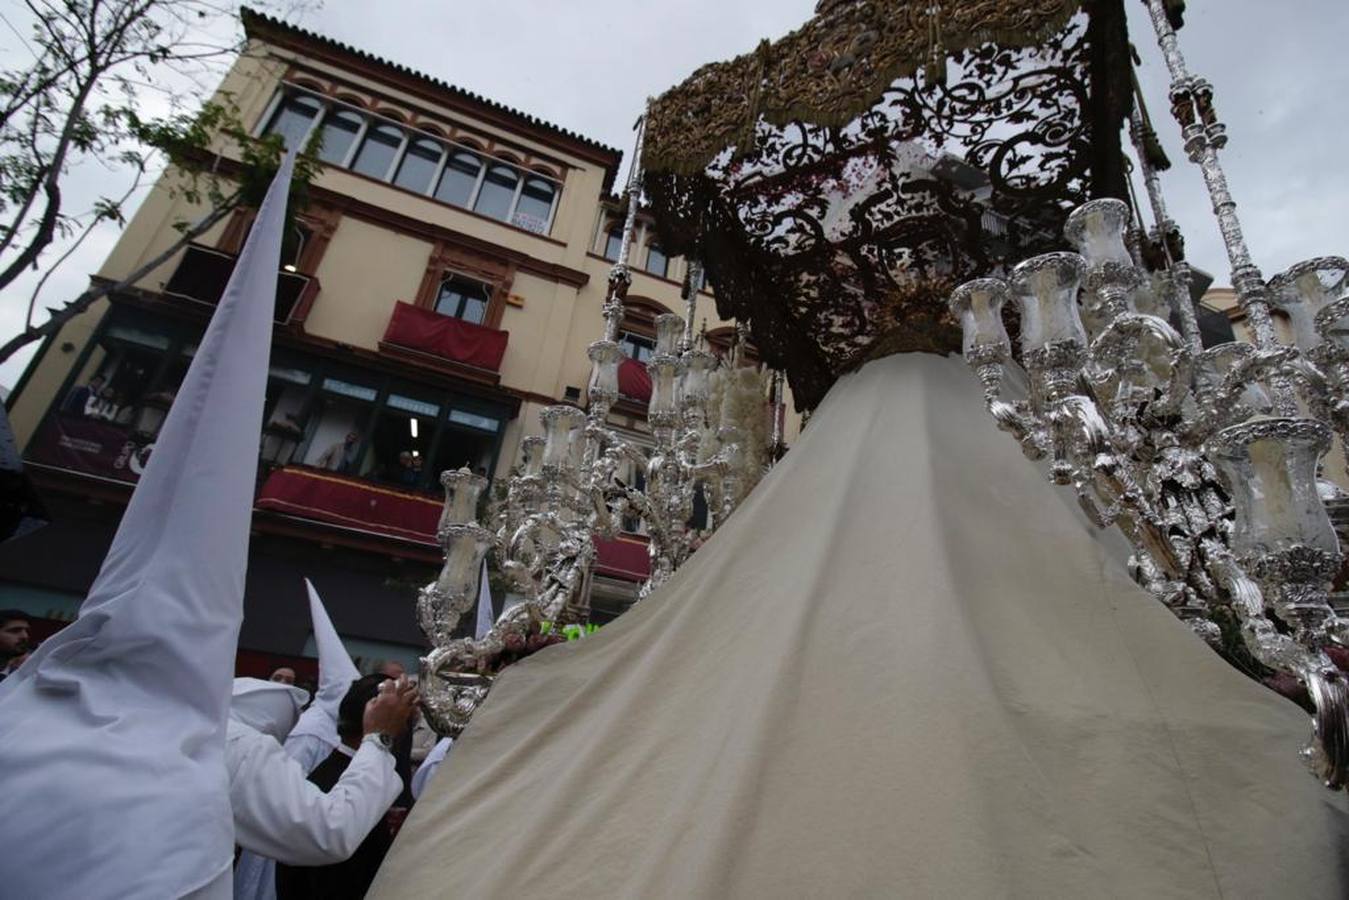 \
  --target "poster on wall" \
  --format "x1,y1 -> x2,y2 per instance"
27,414 -> 156,484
